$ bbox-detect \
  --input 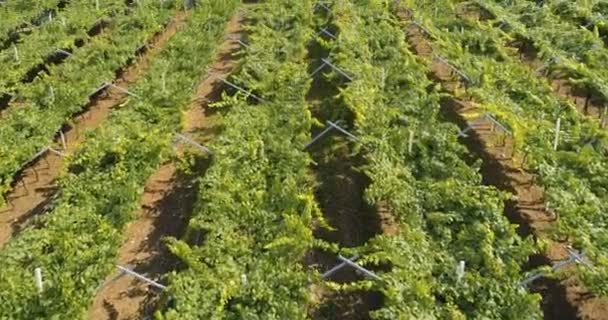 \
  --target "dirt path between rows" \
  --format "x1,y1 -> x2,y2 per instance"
304,11 -> 388,318
0,11 -> 190,248
87,11 -> 245,320
399,7 -> 608,320
458,7 -> 608,319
